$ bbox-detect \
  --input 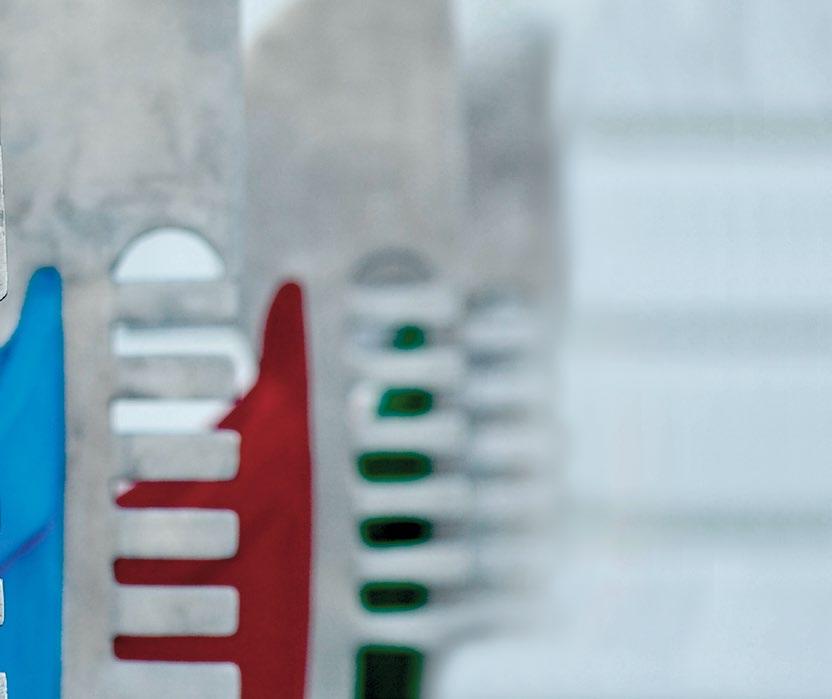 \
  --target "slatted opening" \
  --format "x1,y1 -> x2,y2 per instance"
357,452 -> 433,483
356,645 -> 424,699
360,582 -> 429,613
377,389 -> 434,418
360,517 -> 433,548
392,324 -> 427,351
